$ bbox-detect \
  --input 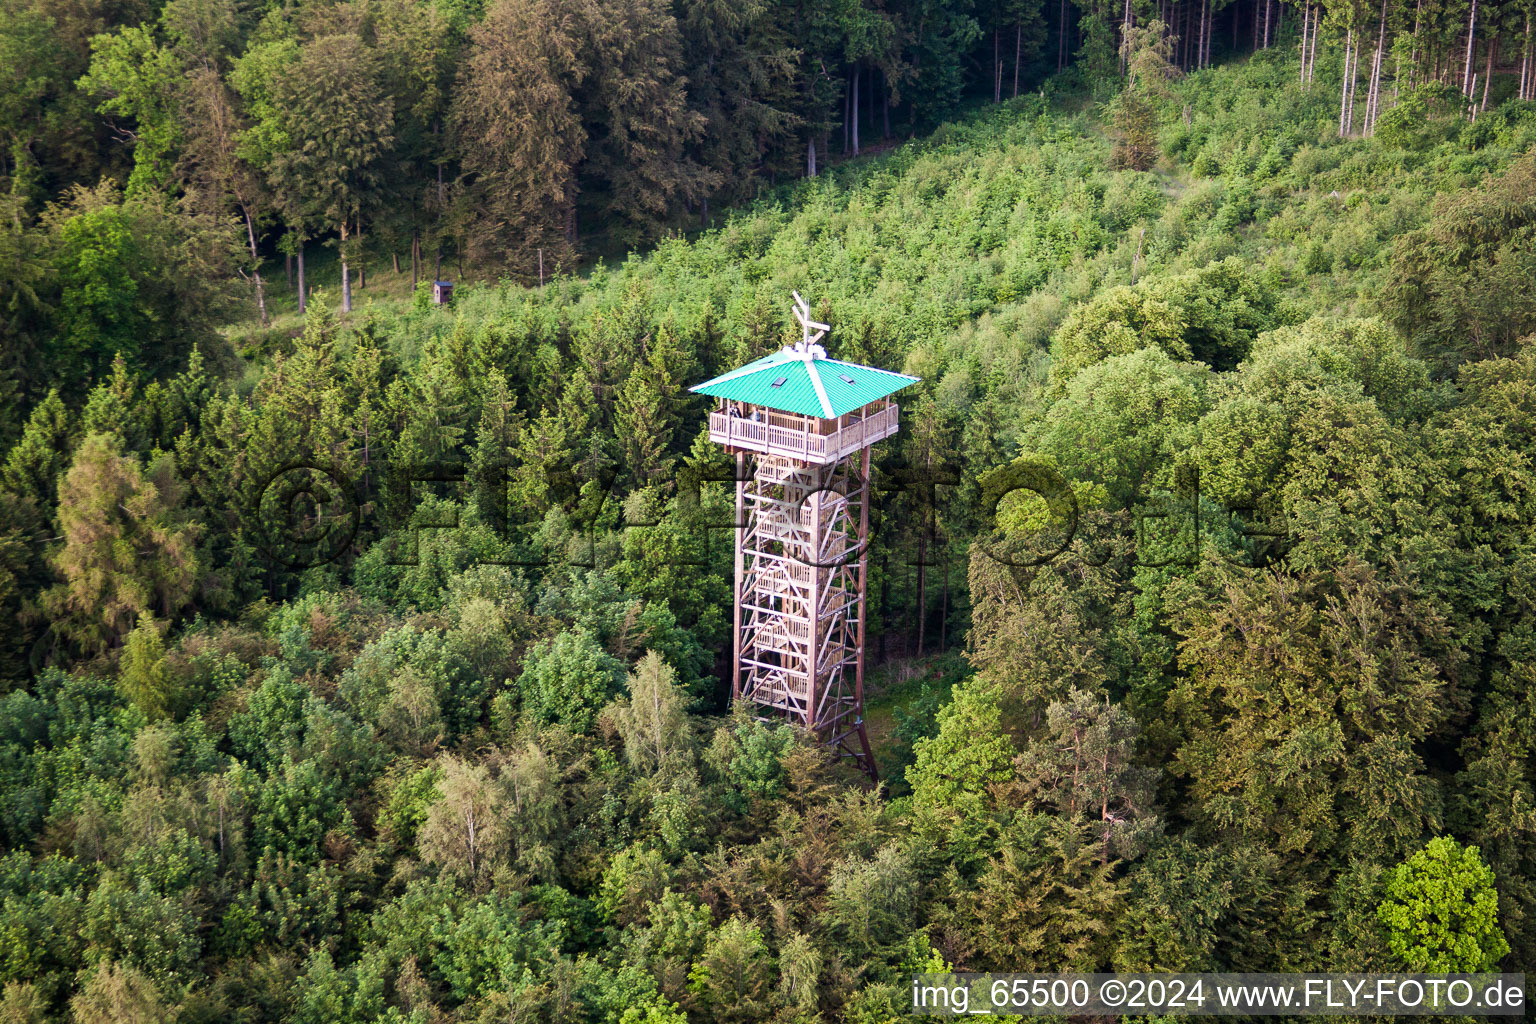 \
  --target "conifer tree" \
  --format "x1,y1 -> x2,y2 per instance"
118,612 -> 173,720
614,329 -> 685,487
469,367 -> 523,526
45,435 -> 203,651
266,34 -> 395,313
1110,20 -> 1177,170
450,0 -> 585,274
577,0 -> 712,243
